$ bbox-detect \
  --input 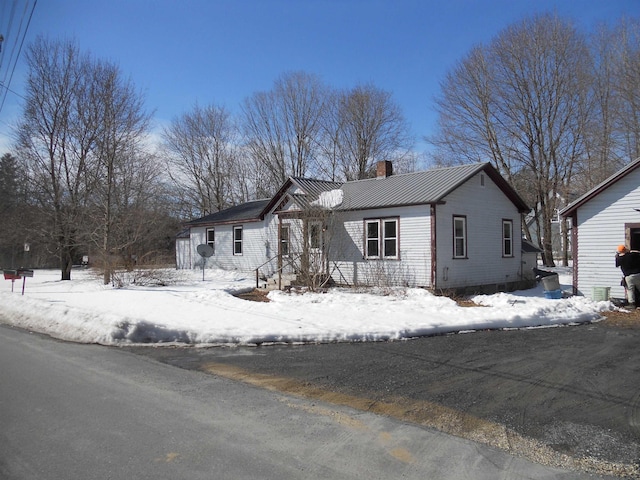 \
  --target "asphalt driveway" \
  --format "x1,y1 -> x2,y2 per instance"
127,311 -> 640,478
